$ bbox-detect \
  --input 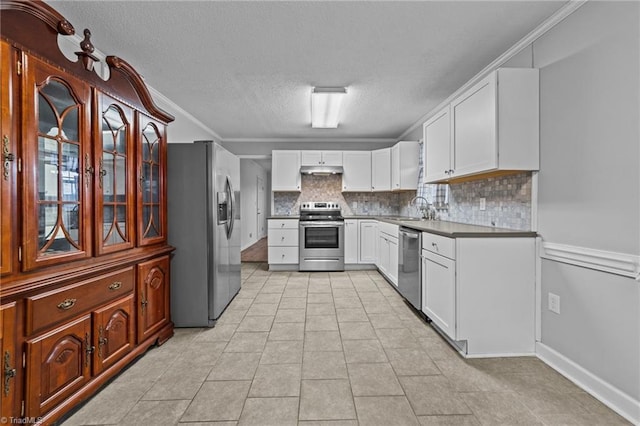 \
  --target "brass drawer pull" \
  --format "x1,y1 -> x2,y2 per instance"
57,298 -> 77,310
108,281 -> 122,291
